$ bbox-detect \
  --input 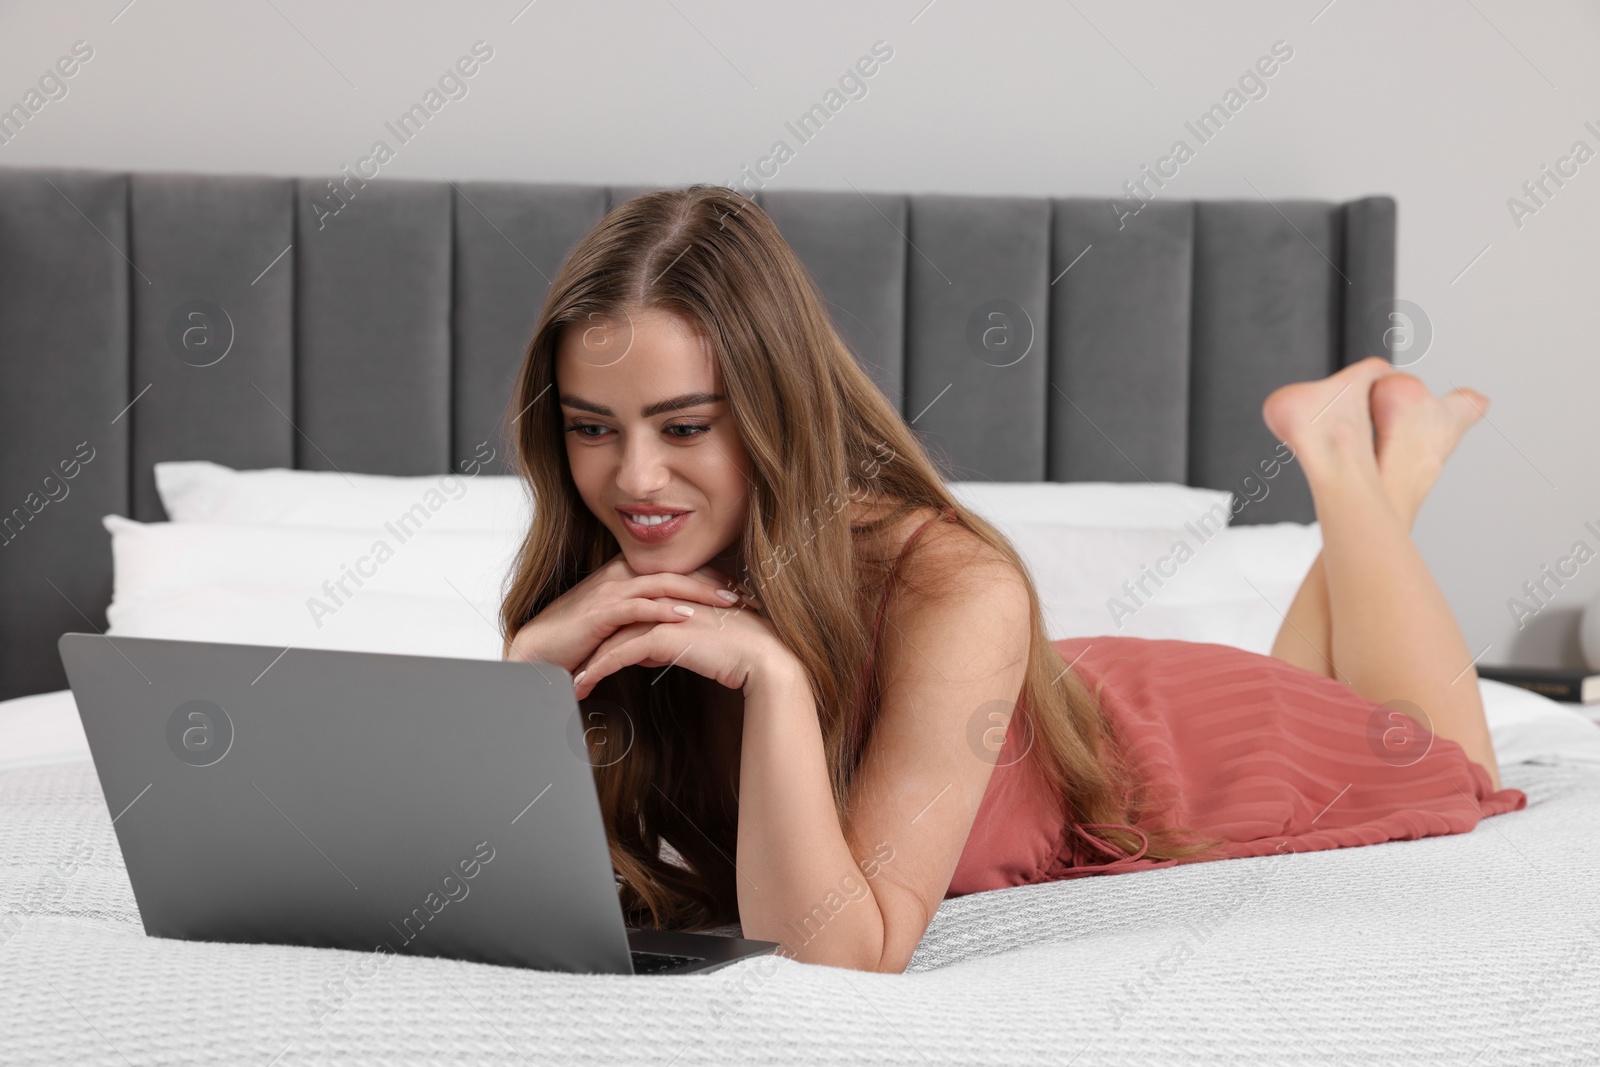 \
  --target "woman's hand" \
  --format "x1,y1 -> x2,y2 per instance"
505,553 -> 757,675
571,587 -> 793,700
